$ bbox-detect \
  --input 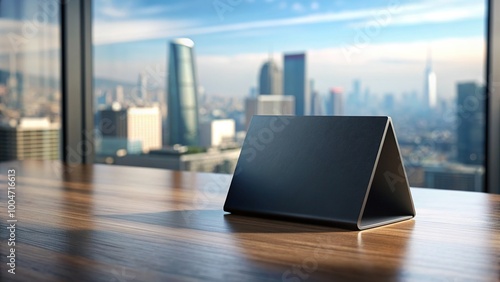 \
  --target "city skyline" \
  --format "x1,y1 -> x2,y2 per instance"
0,0 -> 487,100
90,0 -> 486,100
0,0 -> 488,191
